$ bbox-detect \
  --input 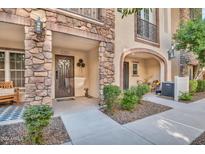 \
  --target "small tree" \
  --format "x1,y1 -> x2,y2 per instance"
174,19 -> 205,79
